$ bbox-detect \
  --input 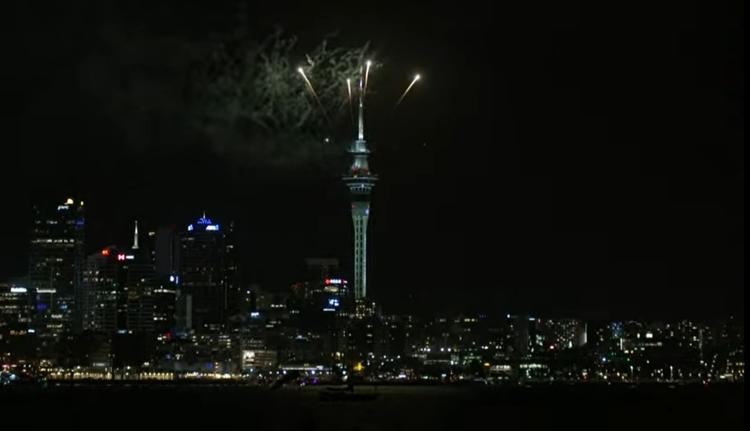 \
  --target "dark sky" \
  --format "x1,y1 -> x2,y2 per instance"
1,1 -> 744,319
